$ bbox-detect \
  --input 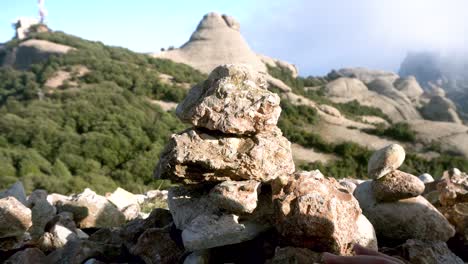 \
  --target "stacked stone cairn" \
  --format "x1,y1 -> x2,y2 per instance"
354,144 -> 456,243
155,64 -> 367,261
